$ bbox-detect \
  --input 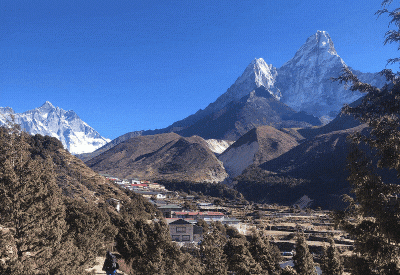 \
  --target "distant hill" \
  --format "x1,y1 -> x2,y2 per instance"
85,133 -> 228,183
235,125 -> 366,209
27,133 -> 135,205
77,131 -> 144,162
219,125 -> 299,178
295,97 -> 364,140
